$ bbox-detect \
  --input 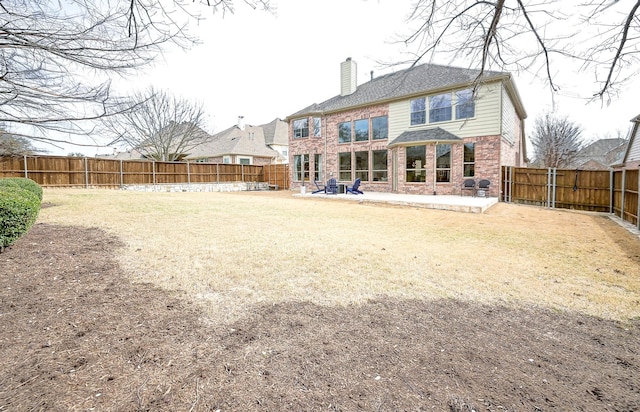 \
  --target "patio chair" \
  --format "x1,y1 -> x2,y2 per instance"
326,178 -> 338,195
477,179 -> 491,197
312,180 -> 326,194
461,178 -> 476,196
346,178 -> 363,195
